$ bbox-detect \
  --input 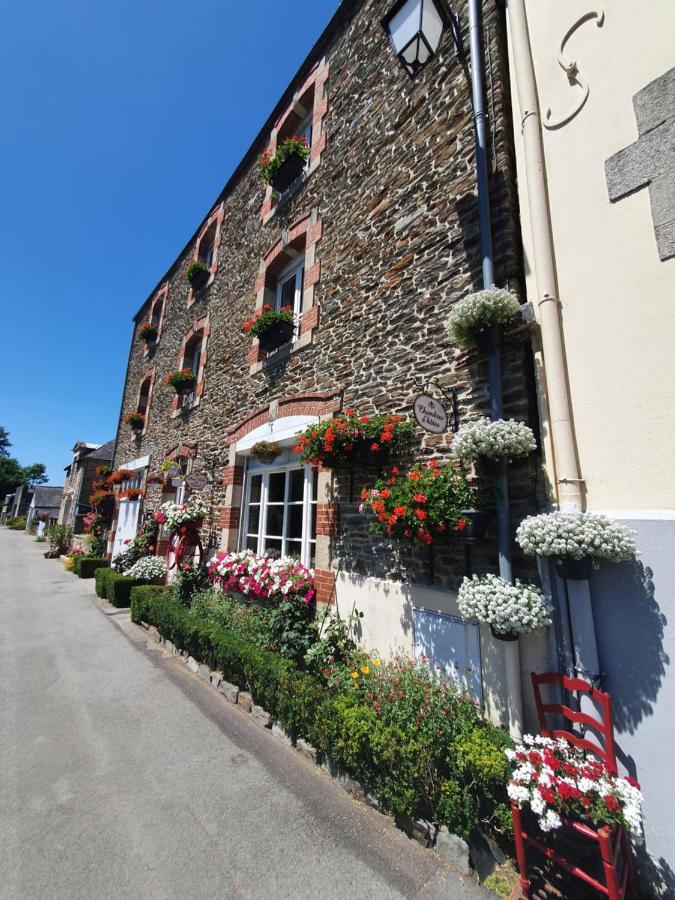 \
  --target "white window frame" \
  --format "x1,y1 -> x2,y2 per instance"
240,460 -> 317,568
181,333 -> 203,409
275,254 -> 305,334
